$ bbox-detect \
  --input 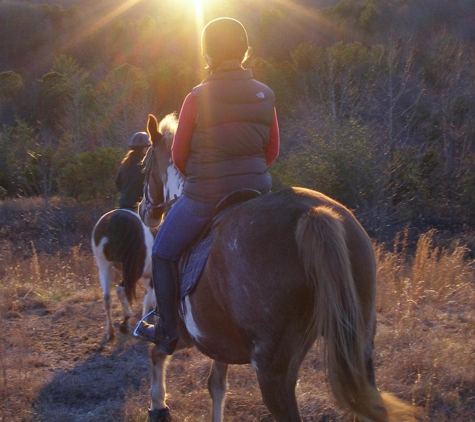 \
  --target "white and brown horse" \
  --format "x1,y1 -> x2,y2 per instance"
91,208 -> 156,340
138,114 -> 420,422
